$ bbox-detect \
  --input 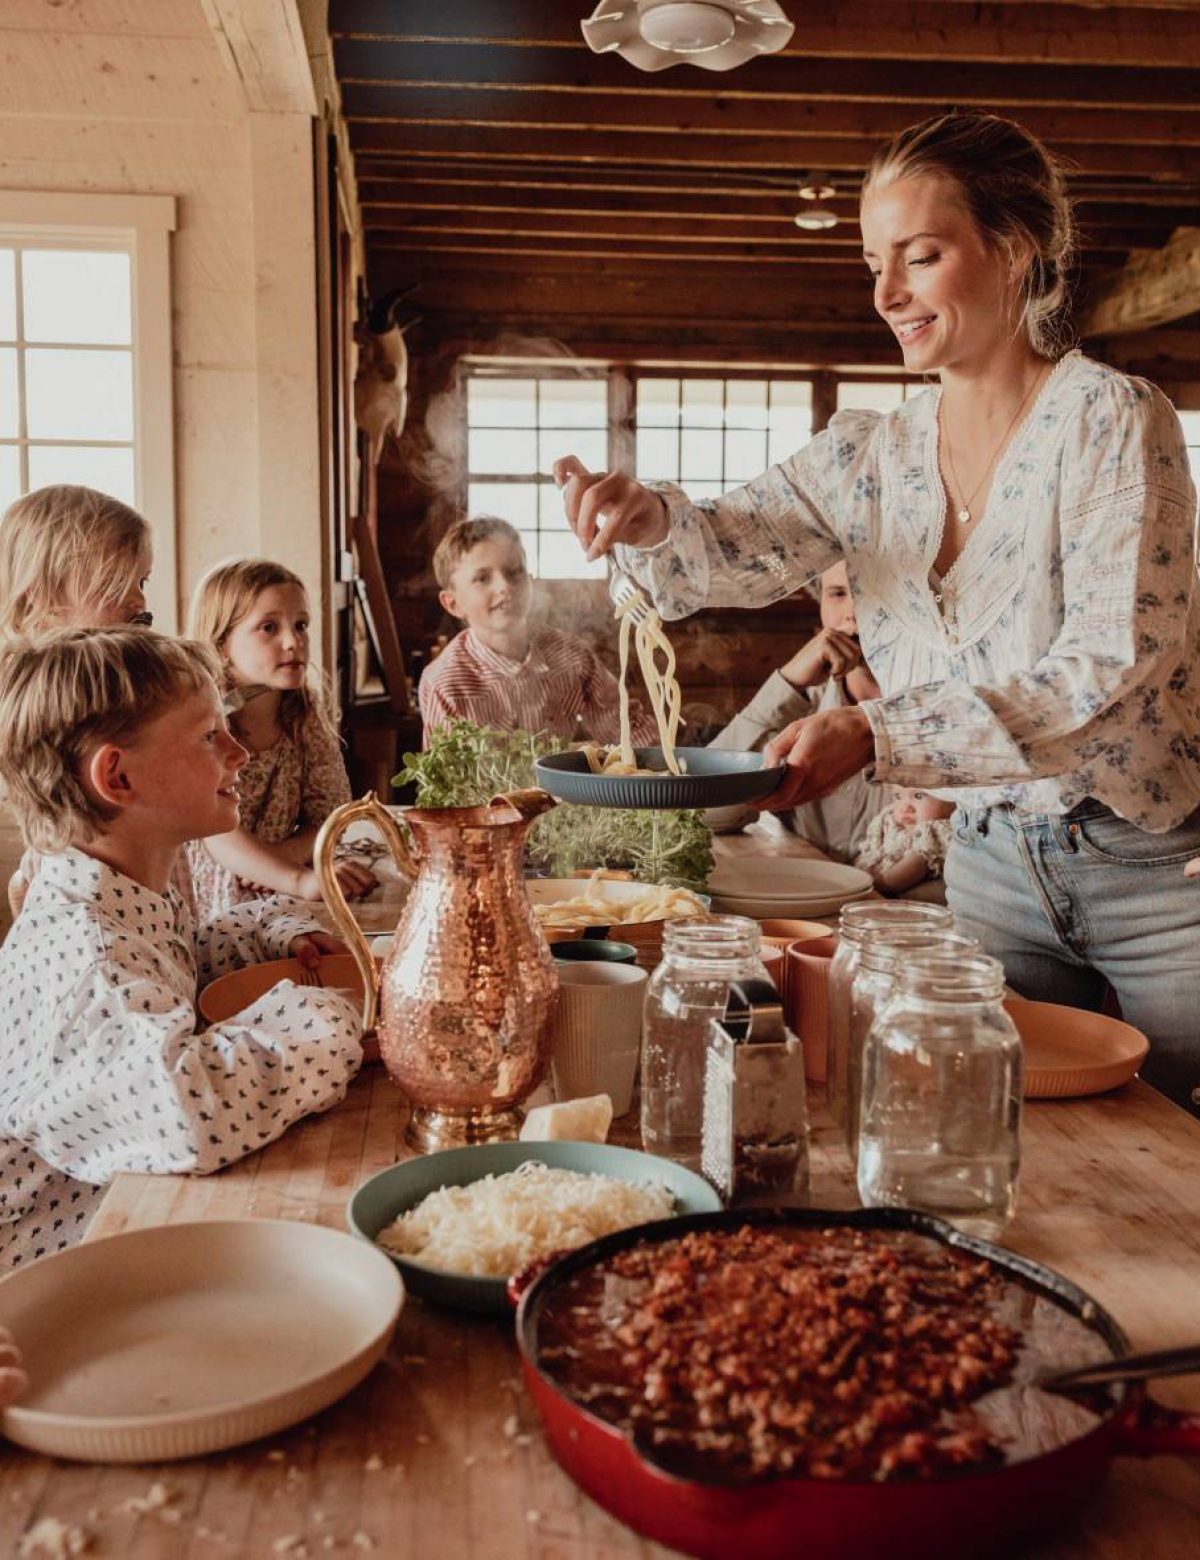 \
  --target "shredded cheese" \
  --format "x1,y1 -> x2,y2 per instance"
376,1162 -> 673,1277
